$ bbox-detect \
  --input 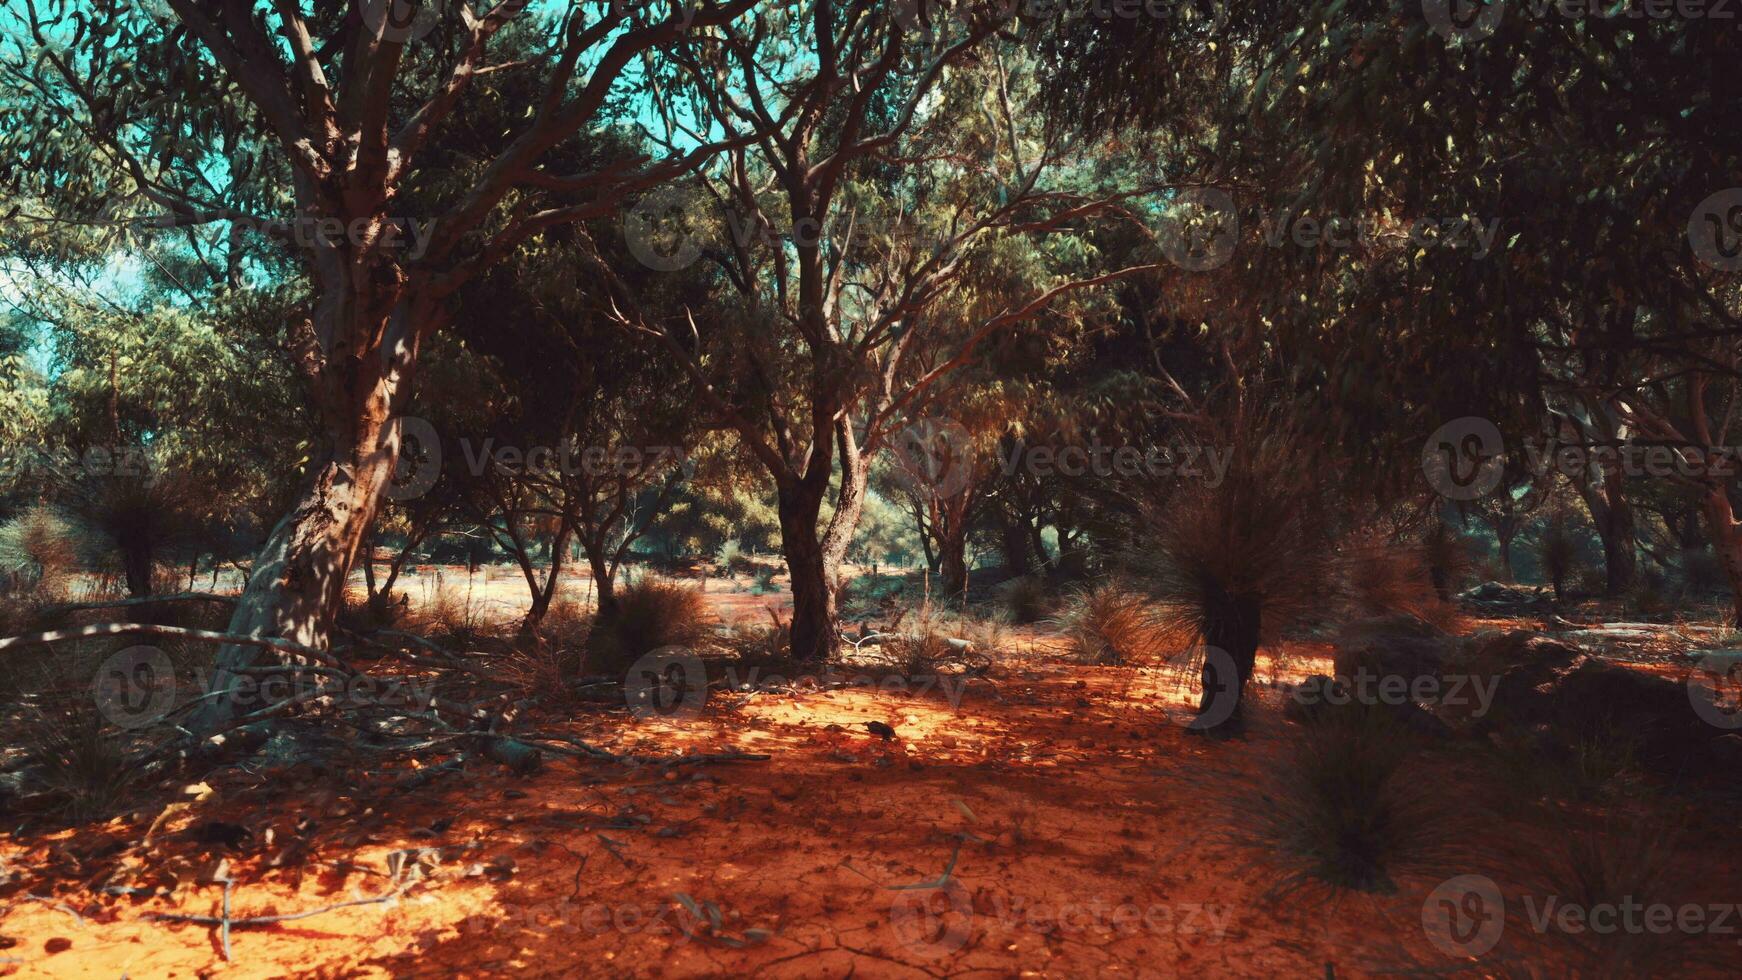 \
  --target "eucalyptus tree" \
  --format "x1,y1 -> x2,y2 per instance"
596,7 -> 1158,658
2,0 -> 756,728
1042,1 -> 1742,612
